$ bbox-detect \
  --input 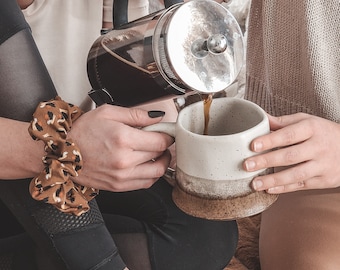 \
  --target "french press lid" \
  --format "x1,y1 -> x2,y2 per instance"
153,0 -> 244,94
